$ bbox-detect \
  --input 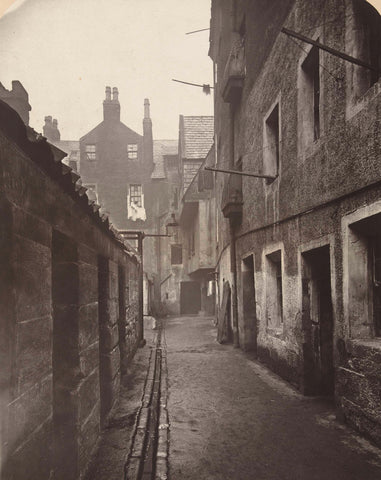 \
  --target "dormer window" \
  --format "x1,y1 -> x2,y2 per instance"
127,144 -> 138,159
